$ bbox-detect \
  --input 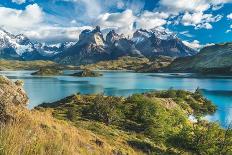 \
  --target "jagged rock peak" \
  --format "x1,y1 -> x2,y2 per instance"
93,25 -> 101,33
78,26 -> 105,46
106,30 -> 125,45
